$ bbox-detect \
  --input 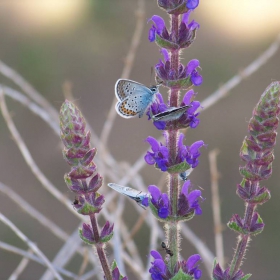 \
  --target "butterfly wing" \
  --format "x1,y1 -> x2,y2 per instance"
115,79 -> 157,118
108,183 -> 150,209
153,105 -> 191,122
115,79 -> 151,101
116,93 -> 156,118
